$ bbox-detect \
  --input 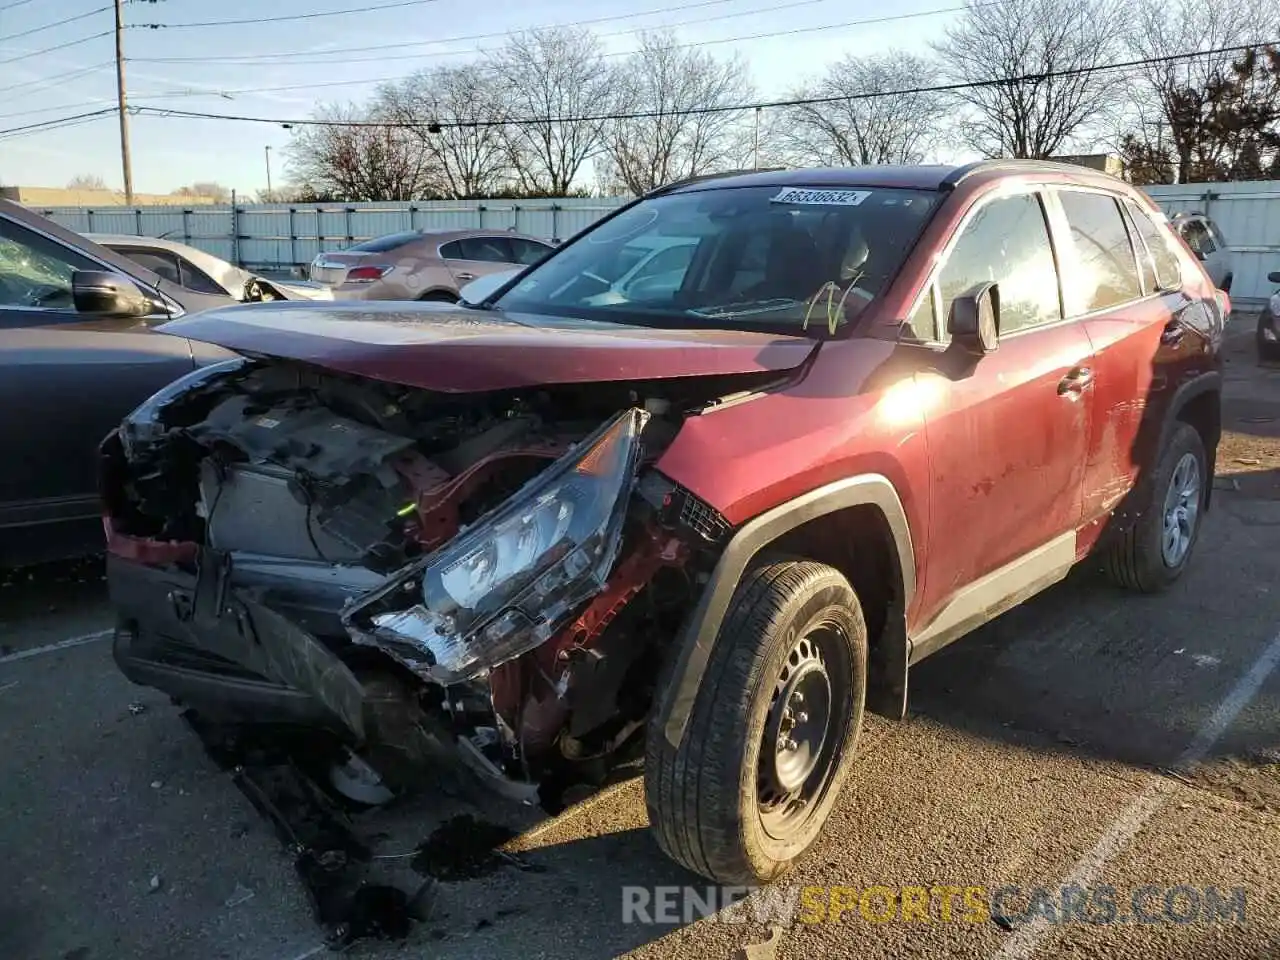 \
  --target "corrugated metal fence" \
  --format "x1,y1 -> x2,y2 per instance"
36,197 -> 629,277
1144,181 -> 1278,307
35,181 -> 1280,305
